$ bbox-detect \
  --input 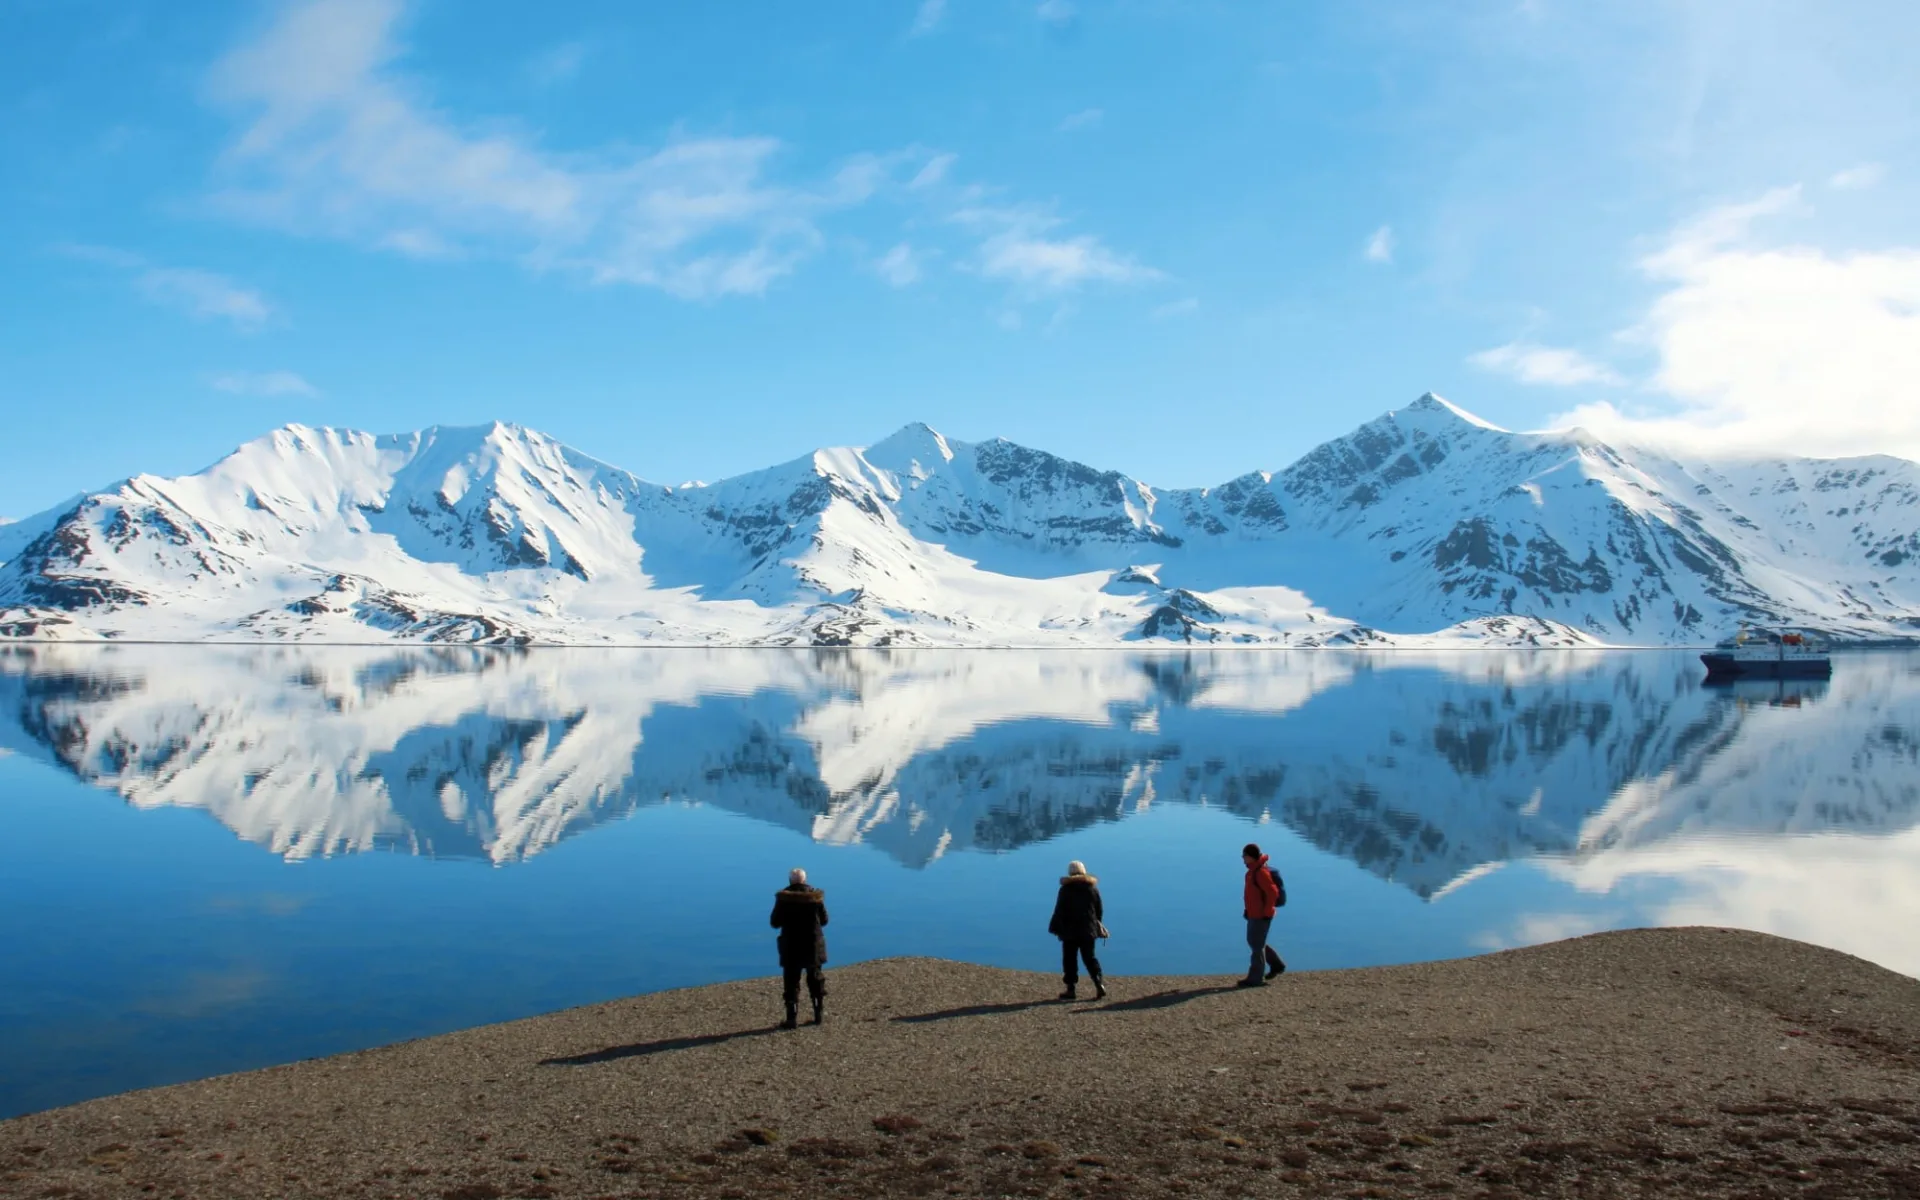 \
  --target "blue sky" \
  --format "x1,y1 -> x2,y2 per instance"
3,0 -> 1917,518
